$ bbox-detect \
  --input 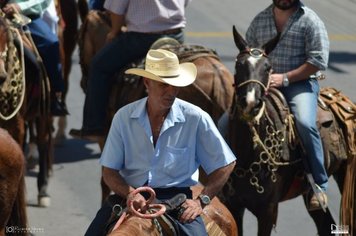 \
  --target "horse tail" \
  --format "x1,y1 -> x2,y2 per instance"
341,154 -> 356,235
6,163 -> 28,236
